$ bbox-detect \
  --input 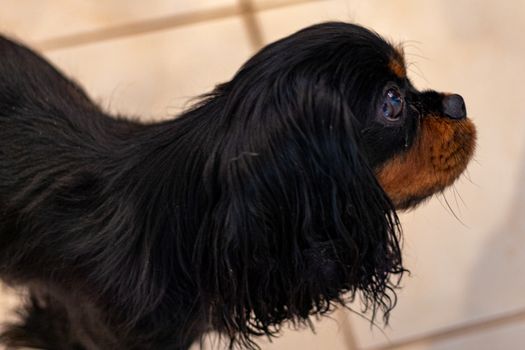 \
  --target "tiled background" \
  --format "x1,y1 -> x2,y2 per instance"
1,0 -> 525,349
